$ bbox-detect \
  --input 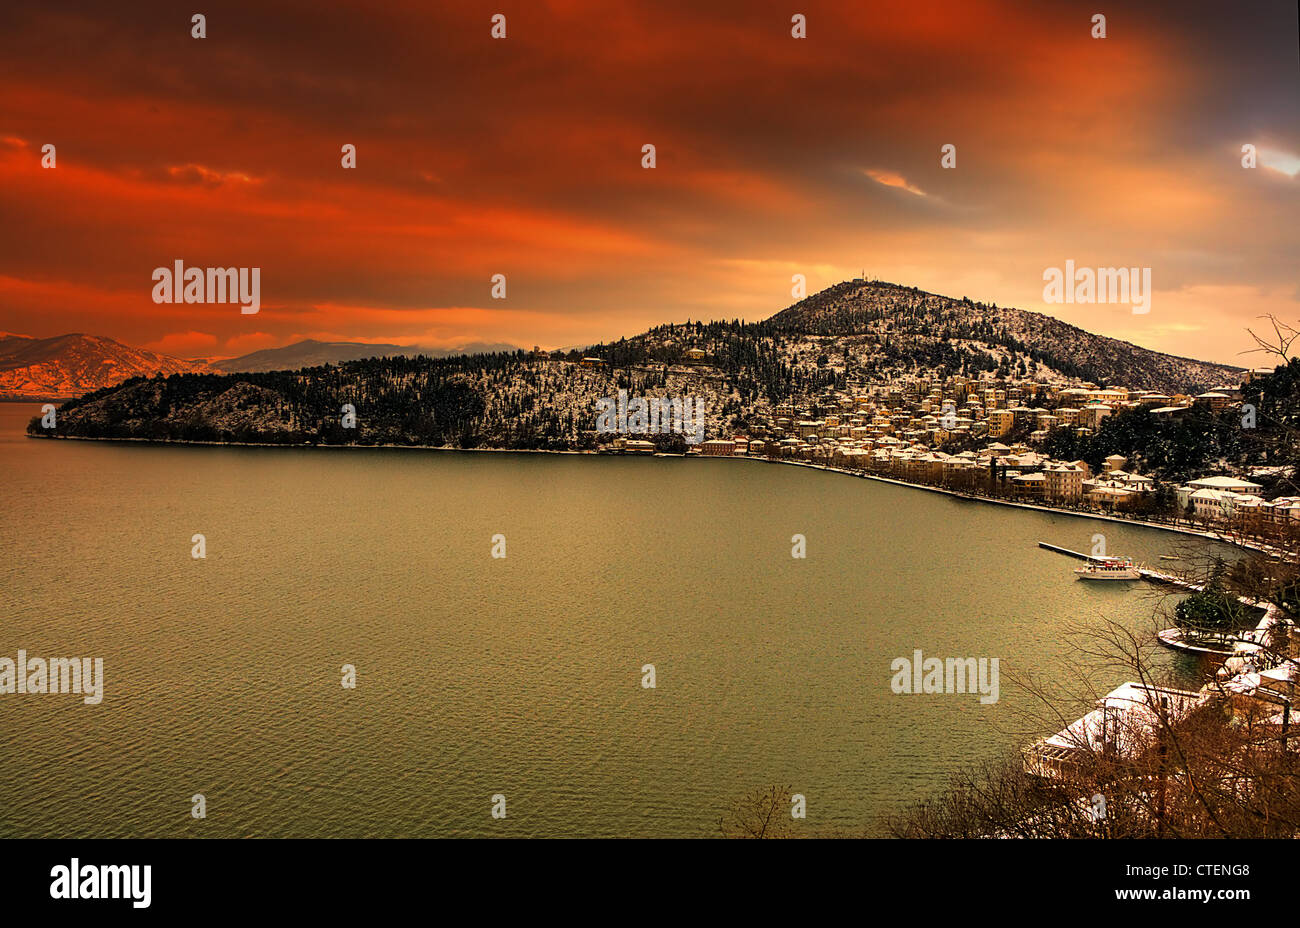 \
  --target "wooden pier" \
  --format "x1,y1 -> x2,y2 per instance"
1037,542 -> 1200,590
1037,542 -> 1096,562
